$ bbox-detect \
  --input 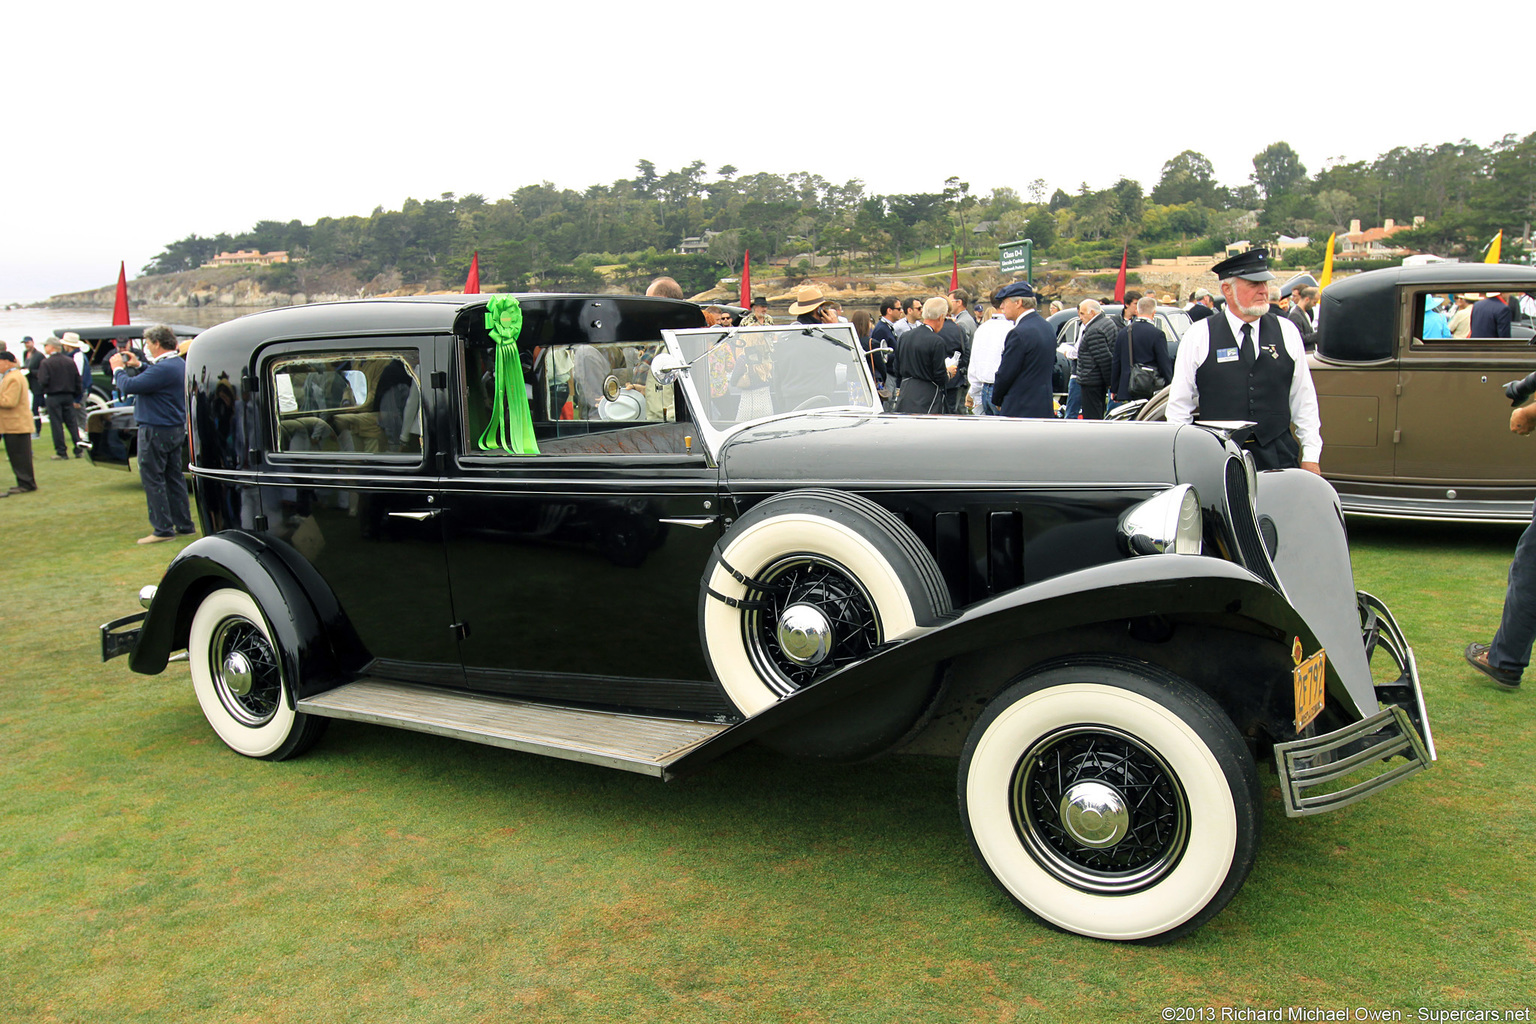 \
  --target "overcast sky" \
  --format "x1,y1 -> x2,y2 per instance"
5,0 -> 1529,305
